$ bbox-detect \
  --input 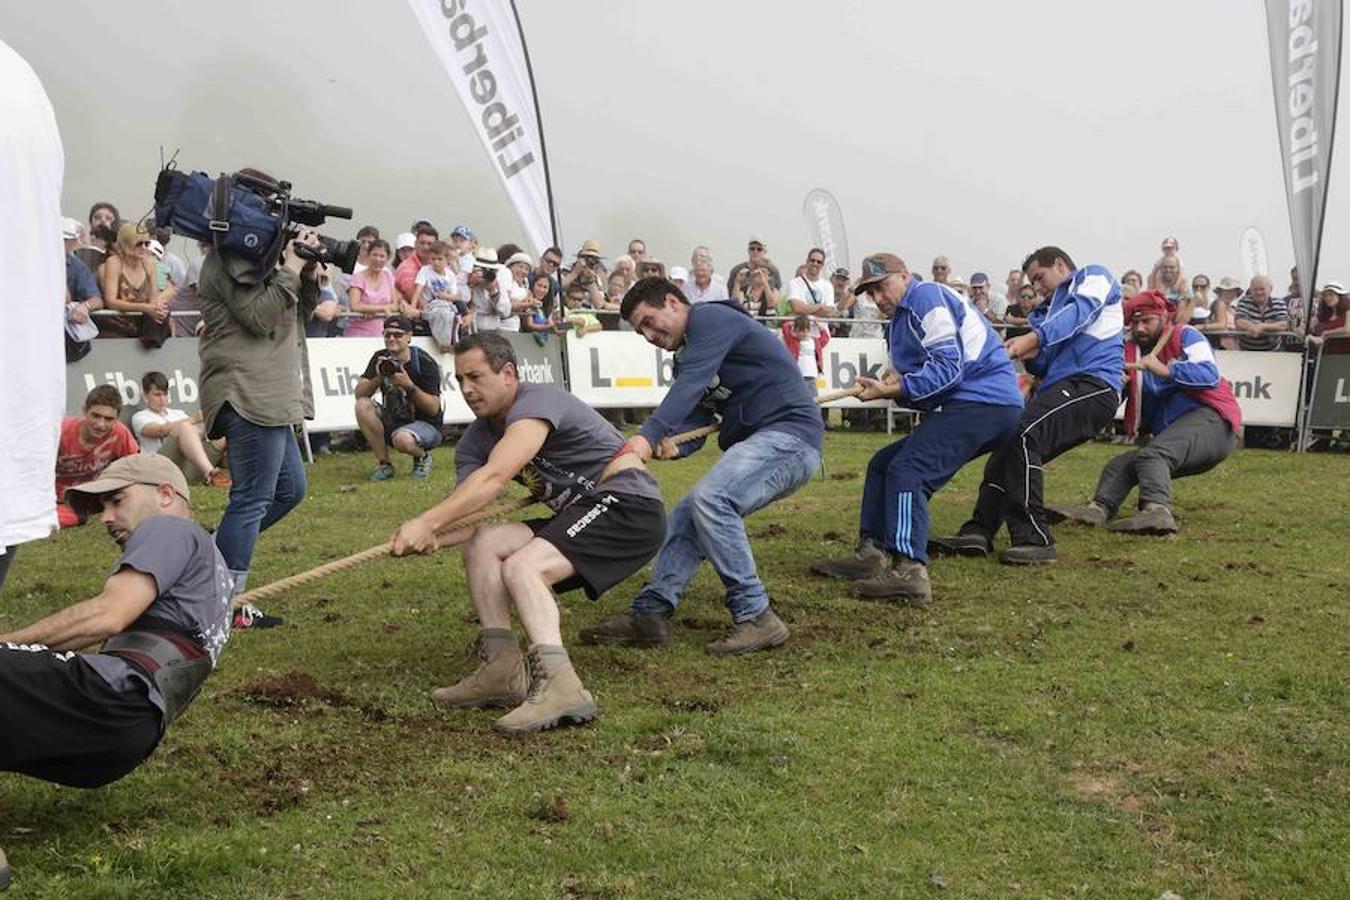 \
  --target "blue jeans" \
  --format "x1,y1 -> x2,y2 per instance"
631,429 -> 820,623
859,401 -> 1022,563
213,404 -> 307,588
